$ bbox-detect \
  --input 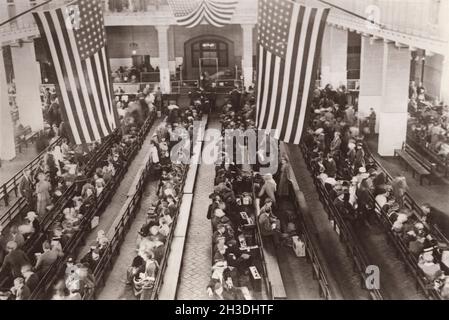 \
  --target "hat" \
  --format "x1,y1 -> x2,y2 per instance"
314,128 -> 324,135
26,211 -> 38,220
67,257 -> 74,263
358,167 -> 366,173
